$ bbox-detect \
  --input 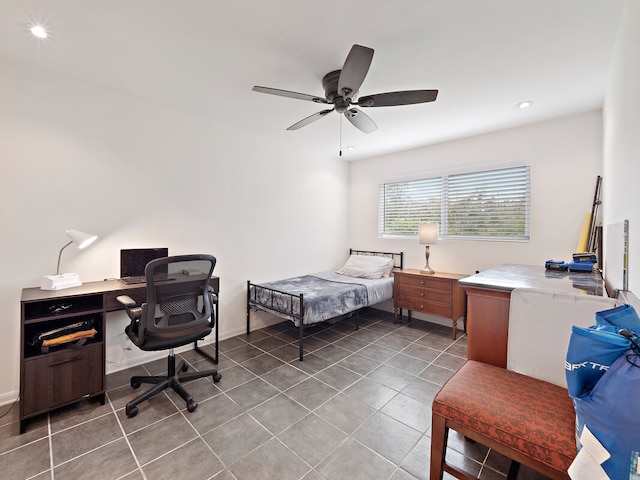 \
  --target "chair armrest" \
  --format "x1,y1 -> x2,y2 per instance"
208,286 -> 218,305
116,295 -> 137,308
116,295 -> 143,321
